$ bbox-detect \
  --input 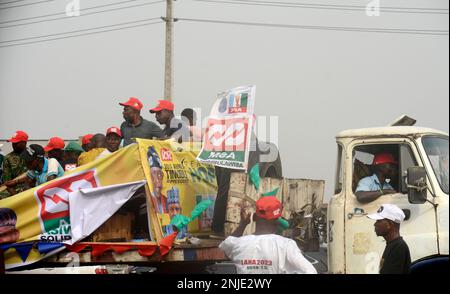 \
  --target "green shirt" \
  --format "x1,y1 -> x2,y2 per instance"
2,152 -> 28,182
0,152 -> 28,199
